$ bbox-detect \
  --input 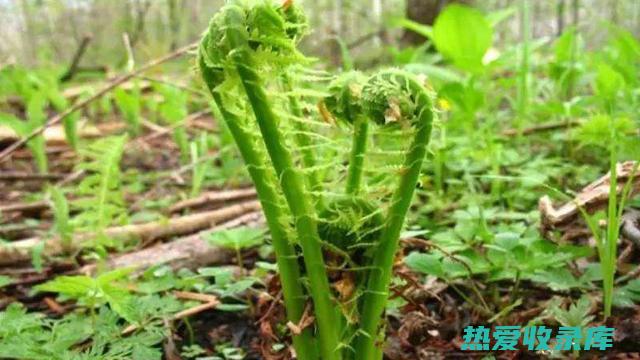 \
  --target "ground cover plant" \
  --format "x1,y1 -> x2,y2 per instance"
0,0 -> 639,359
